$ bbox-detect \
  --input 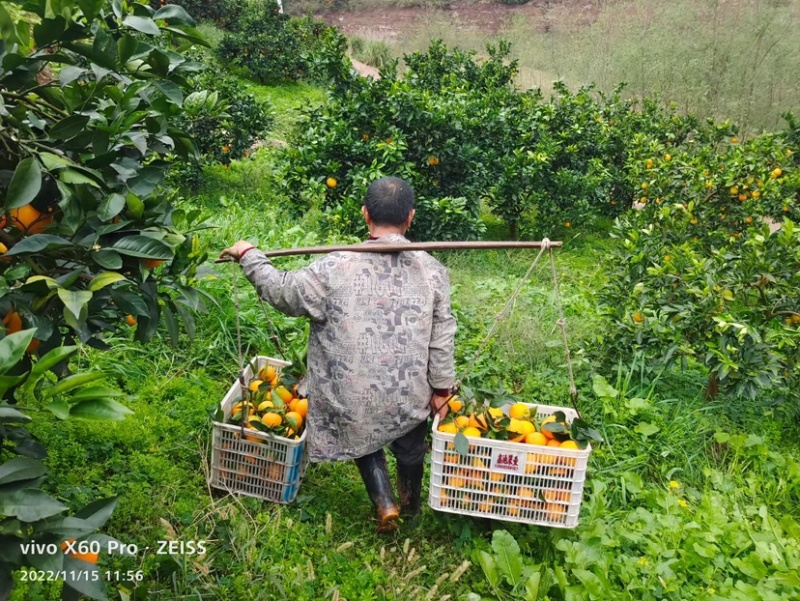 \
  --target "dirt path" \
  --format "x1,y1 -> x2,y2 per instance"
350,58 -> 381,79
